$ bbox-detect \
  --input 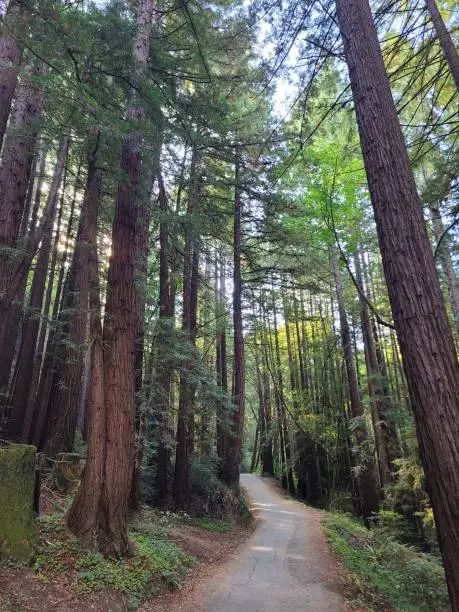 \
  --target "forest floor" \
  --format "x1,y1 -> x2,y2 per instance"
0,505 -> 253,612
1,475 -> 448,611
